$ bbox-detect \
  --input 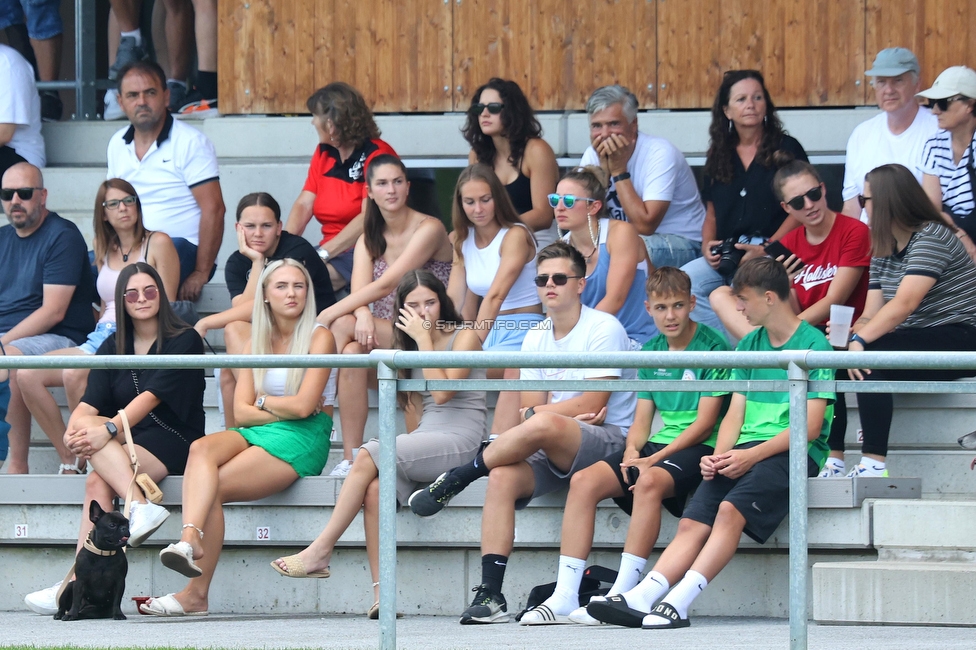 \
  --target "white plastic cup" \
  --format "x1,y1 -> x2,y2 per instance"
828,305 -> 855,348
